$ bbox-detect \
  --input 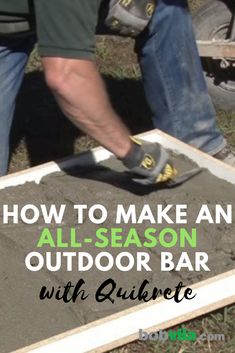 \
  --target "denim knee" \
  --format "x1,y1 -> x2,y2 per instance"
137,0 -> 224,153
0,35 -> 35,176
